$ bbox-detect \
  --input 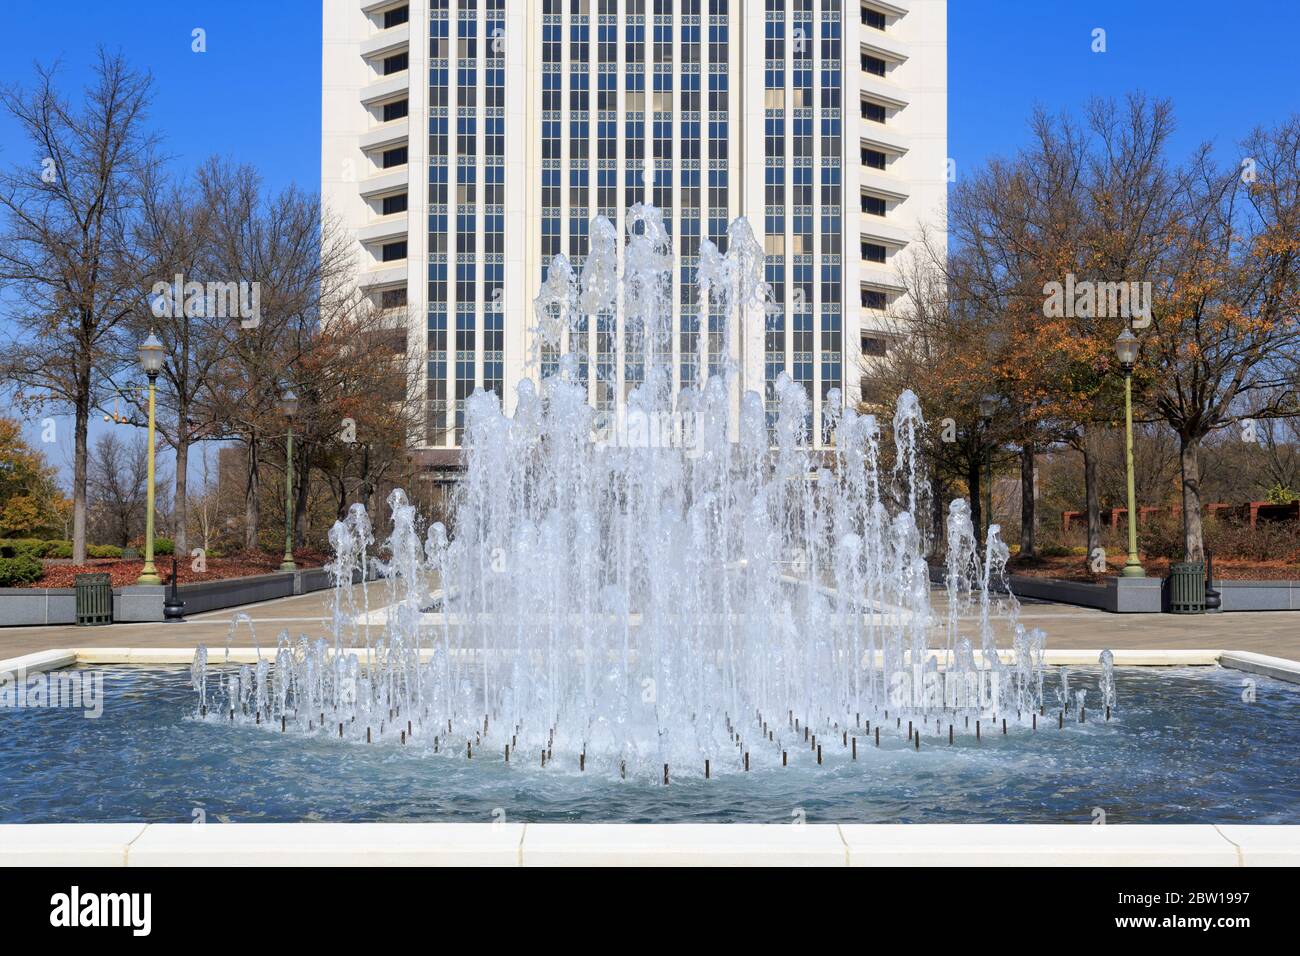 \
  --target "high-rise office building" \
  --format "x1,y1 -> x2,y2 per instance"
323,0 -> 946,453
